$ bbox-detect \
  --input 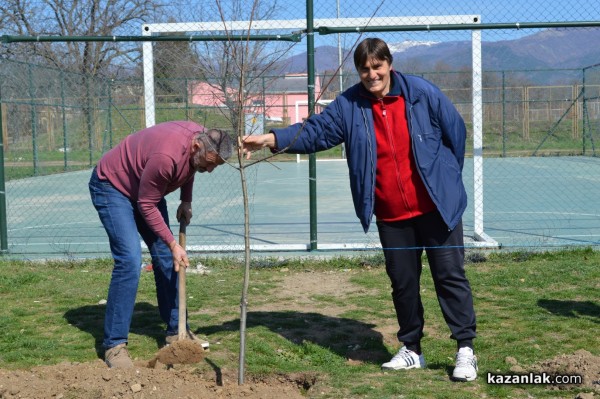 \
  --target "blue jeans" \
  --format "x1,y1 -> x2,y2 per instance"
89,168 -> 181,349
